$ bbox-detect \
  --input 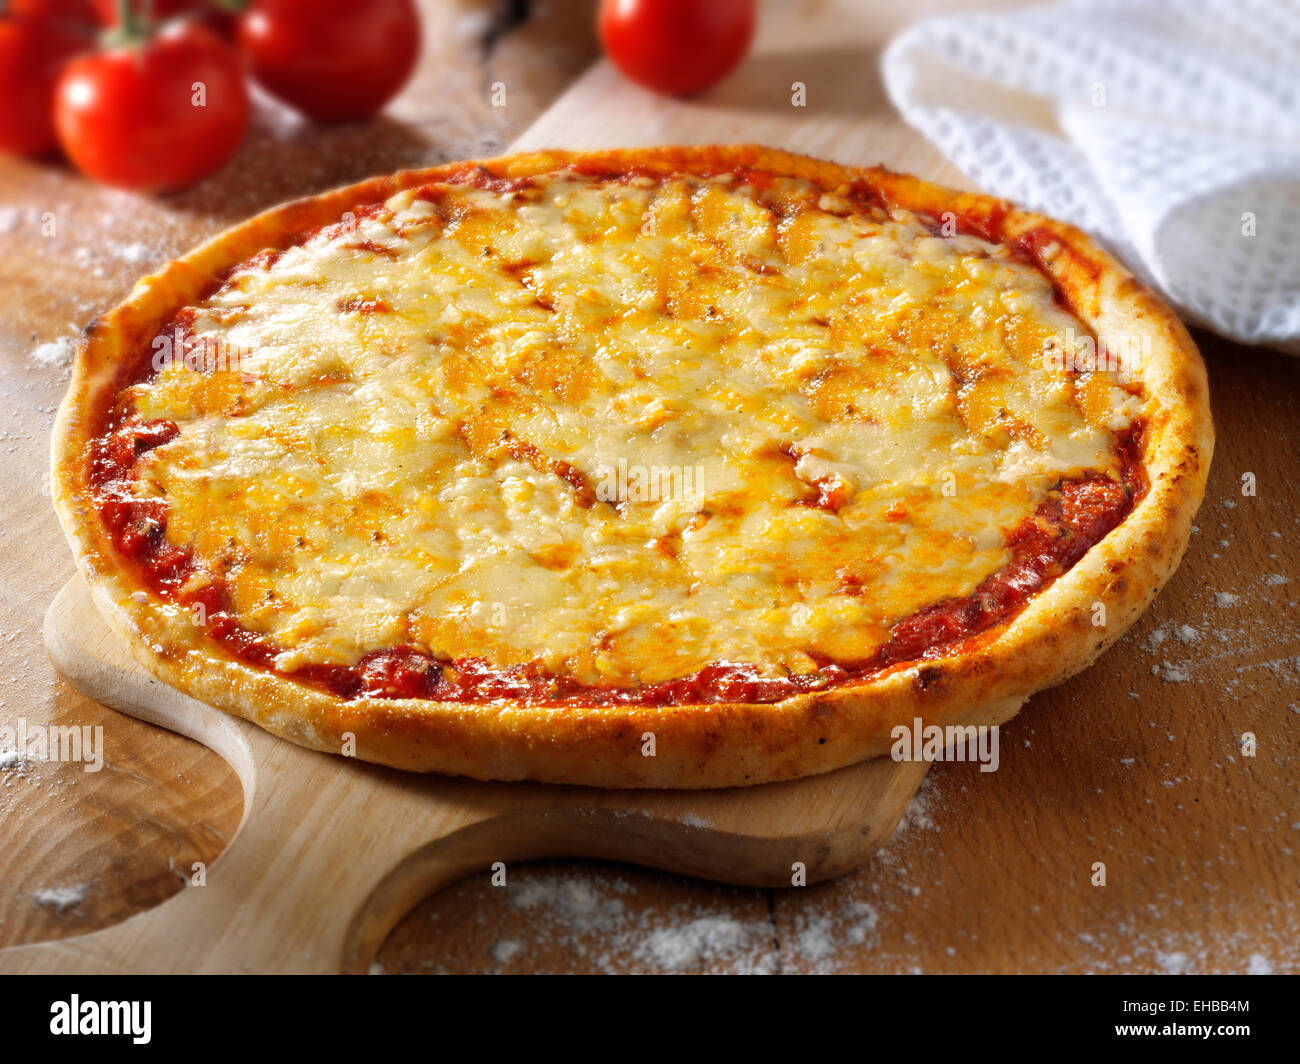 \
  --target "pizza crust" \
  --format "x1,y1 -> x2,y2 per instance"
52,146 -> 1213,788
